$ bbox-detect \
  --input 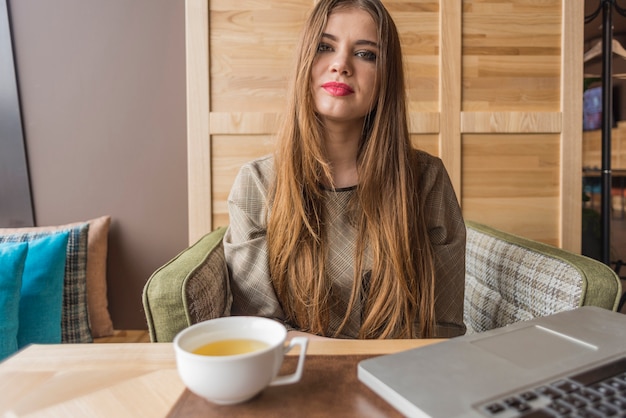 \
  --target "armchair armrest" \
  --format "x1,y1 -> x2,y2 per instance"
142,227 -> 231,342
464,221 -> 622,334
